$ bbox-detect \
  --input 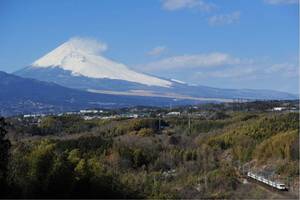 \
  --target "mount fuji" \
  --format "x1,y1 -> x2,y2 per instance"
15,38 -> 296,101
